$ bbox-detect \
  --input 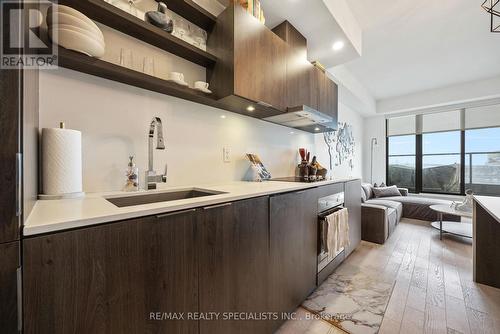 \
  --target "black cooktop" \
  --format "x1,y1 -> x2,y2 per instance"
270,176 -> 327,183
